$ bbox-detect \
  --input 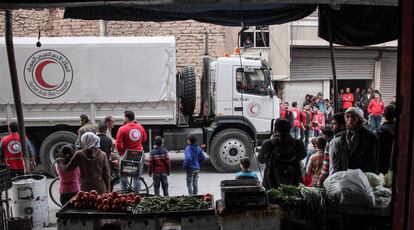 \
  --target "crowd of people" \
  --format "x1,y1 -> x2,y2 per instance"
260,87 -> 397,189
